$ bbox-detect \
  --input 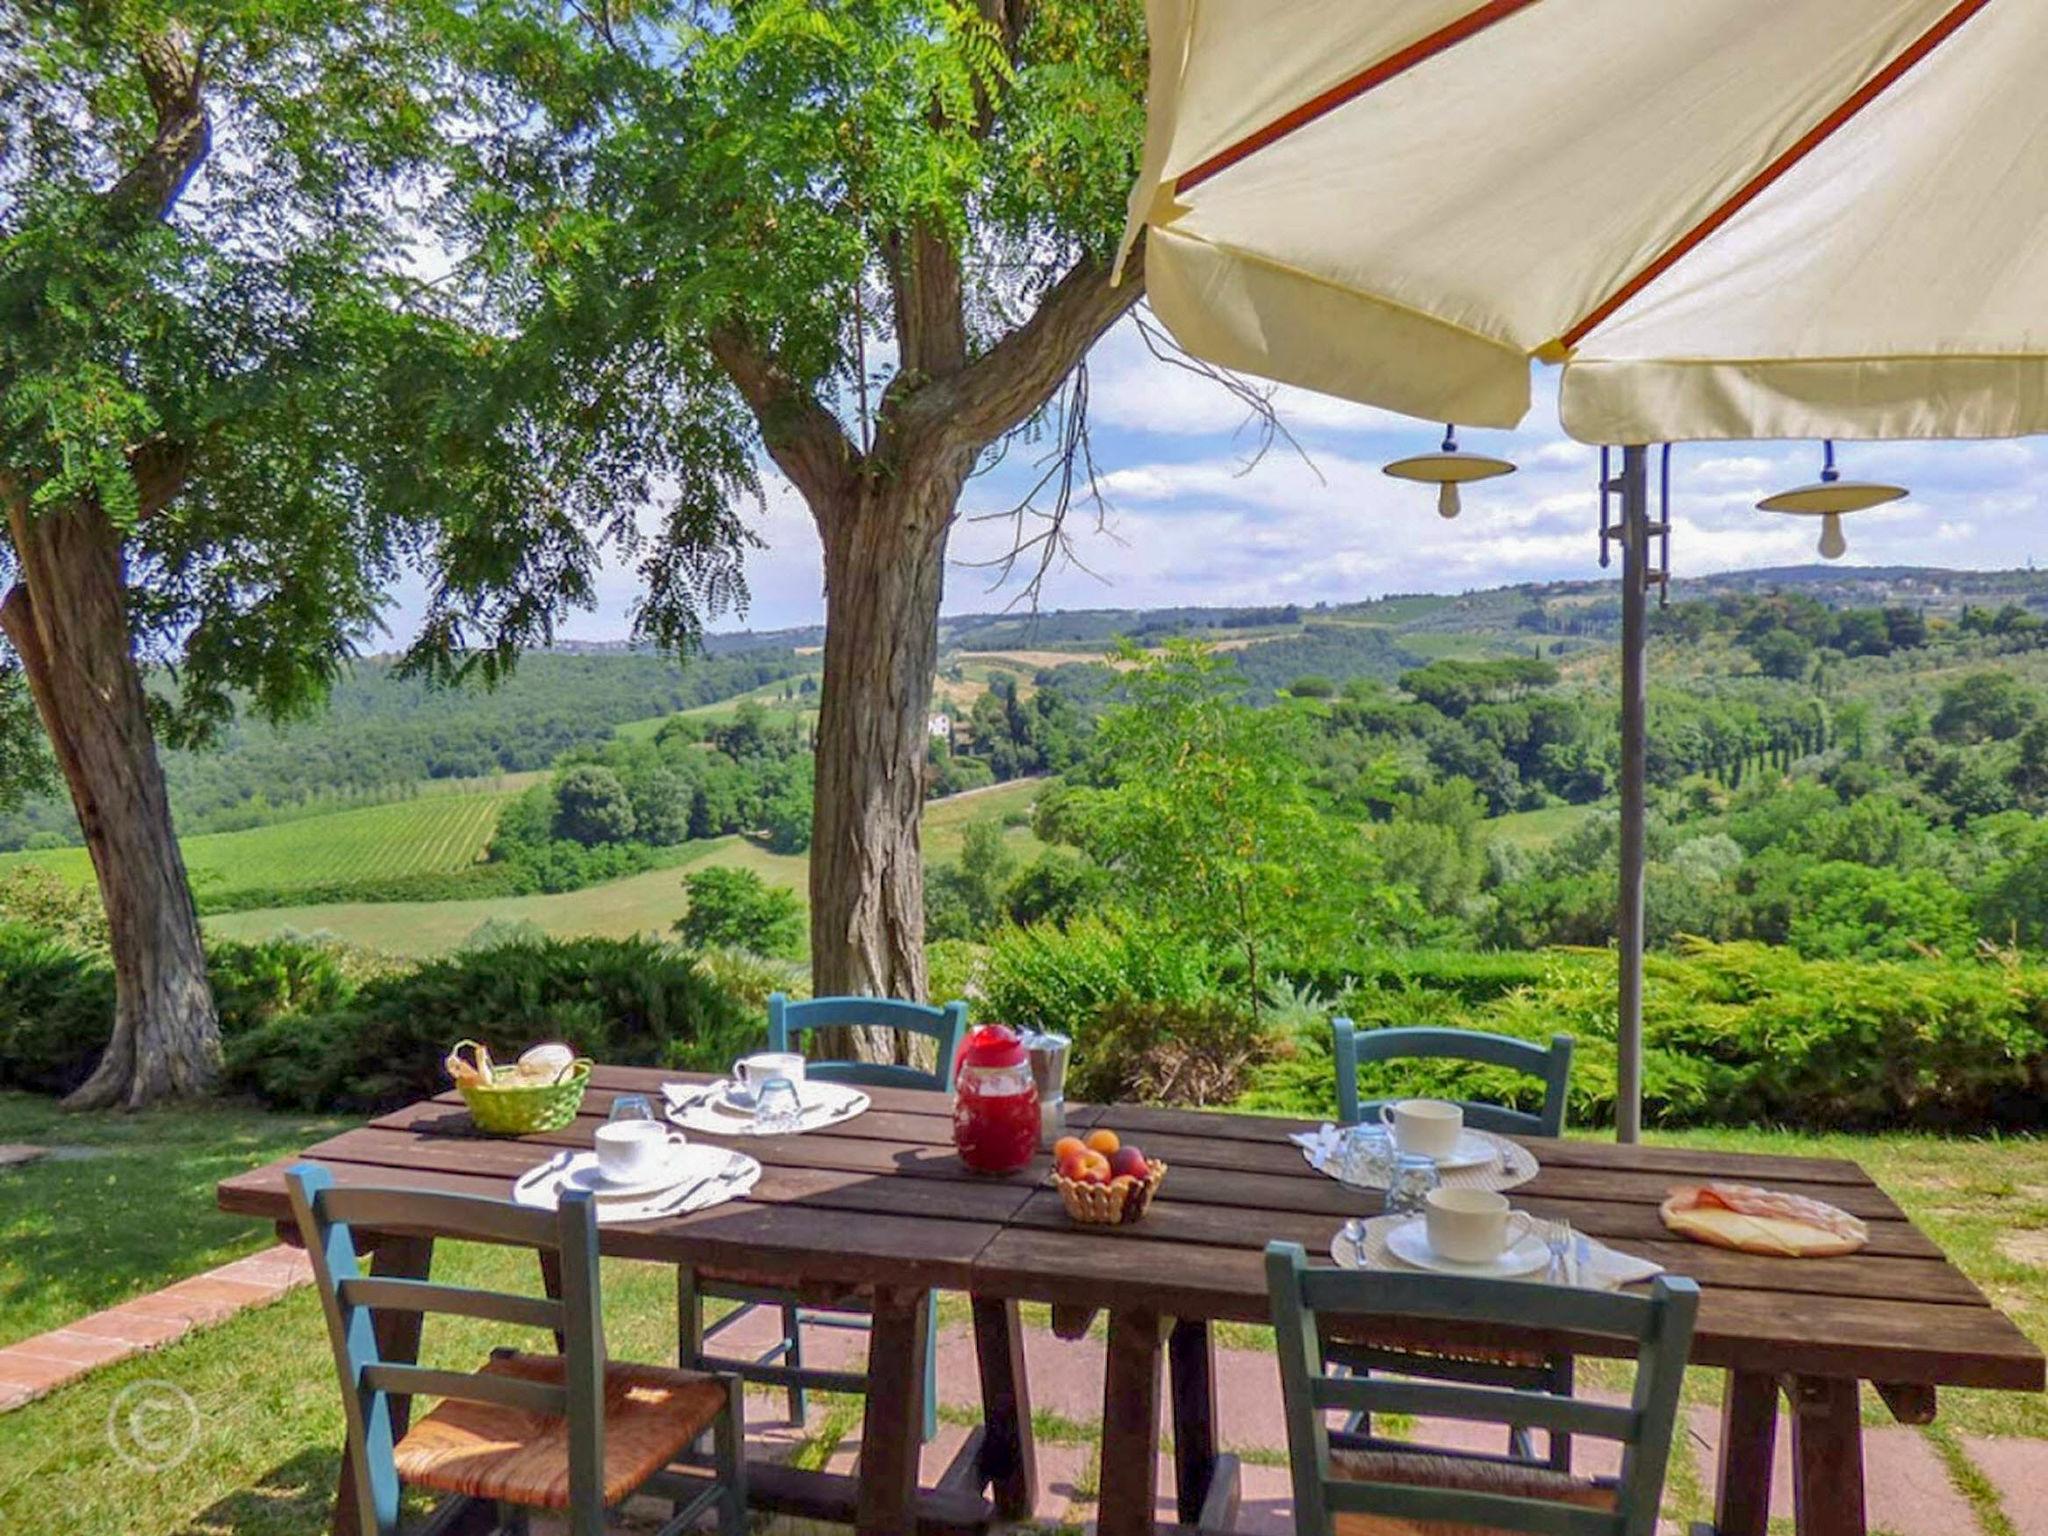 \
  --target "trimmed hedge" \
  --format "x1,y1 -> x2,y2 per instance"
1246,940 -> 2048,1130
0,927 -> 755,1113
